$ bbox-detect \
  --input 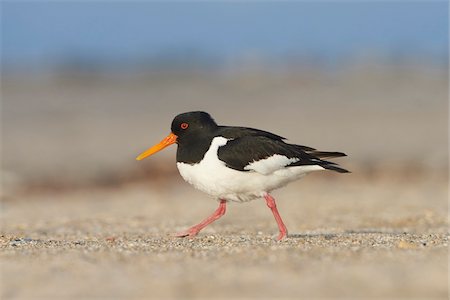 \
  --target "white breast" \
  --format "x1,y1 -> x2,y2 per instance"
177,136 -> 324,202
